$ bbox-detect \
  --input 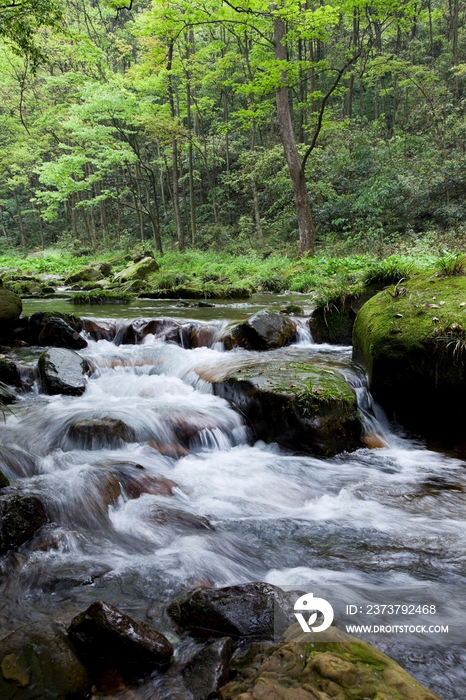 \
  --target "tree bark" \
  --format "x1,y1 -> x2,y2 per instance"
273,15 -> 314,256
